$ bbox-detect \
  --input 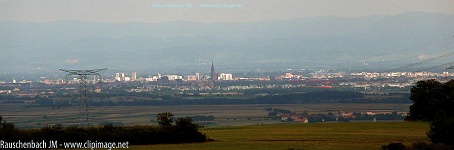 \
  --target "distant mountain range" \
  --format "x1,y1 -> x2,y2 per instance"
1,12 -> 453,74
